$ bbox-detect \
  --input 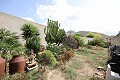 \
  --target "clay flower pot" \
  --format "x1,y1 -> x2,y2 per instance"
0,57 -> 6,79
9,55 -> 26,74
